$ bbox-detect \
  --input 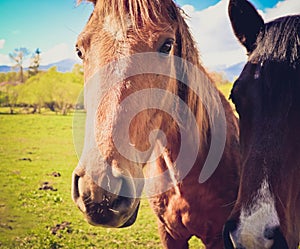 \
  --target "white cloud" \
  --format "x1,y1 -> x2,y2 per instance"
181,0 -> 300,72
0,42 -> 80,67
0,39 -> 5,49
40,43 -> 79,65
182,0 -> 247,70
264,0 -> 300,21
0,53 -> 11,66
